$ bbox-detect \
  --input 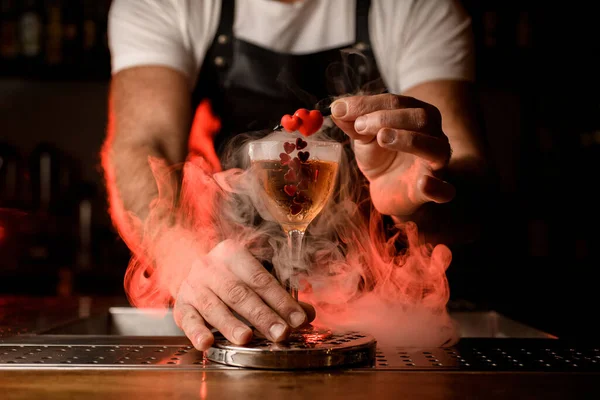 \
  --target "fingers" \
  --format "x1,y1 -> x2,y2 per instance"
331,94 -> 442,143
329,117 -> 367,141
377,129 -> 451,170
420,175 -> 456,203
207,240 -> 299,342
174,301 -> 214,351
354,108 -> 438,136
229,248 -> 308,329
211,277 -> 290,342
178,239 -> 319,348
187,284 -> 254,346
299,302 -> 316,325
331,93 -> 426,121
